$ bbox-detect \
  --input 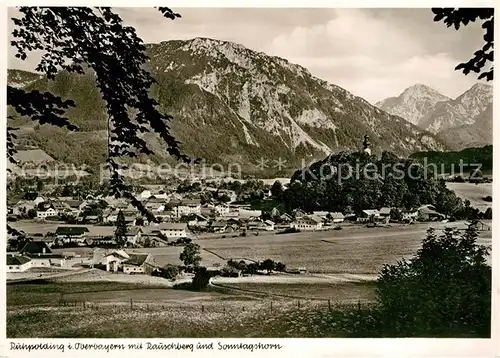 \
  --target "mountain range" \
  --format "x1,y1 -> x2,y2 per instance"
8,37 -> 448,174
376,83 -> 493,151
